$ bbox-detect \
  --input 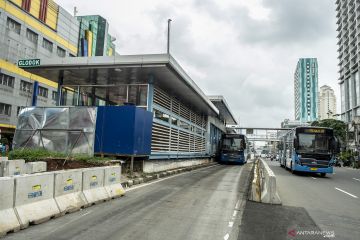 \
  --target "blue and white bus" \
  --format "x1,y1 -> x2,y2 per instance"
279,127 -> 339,177
219,134 -> 249,164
